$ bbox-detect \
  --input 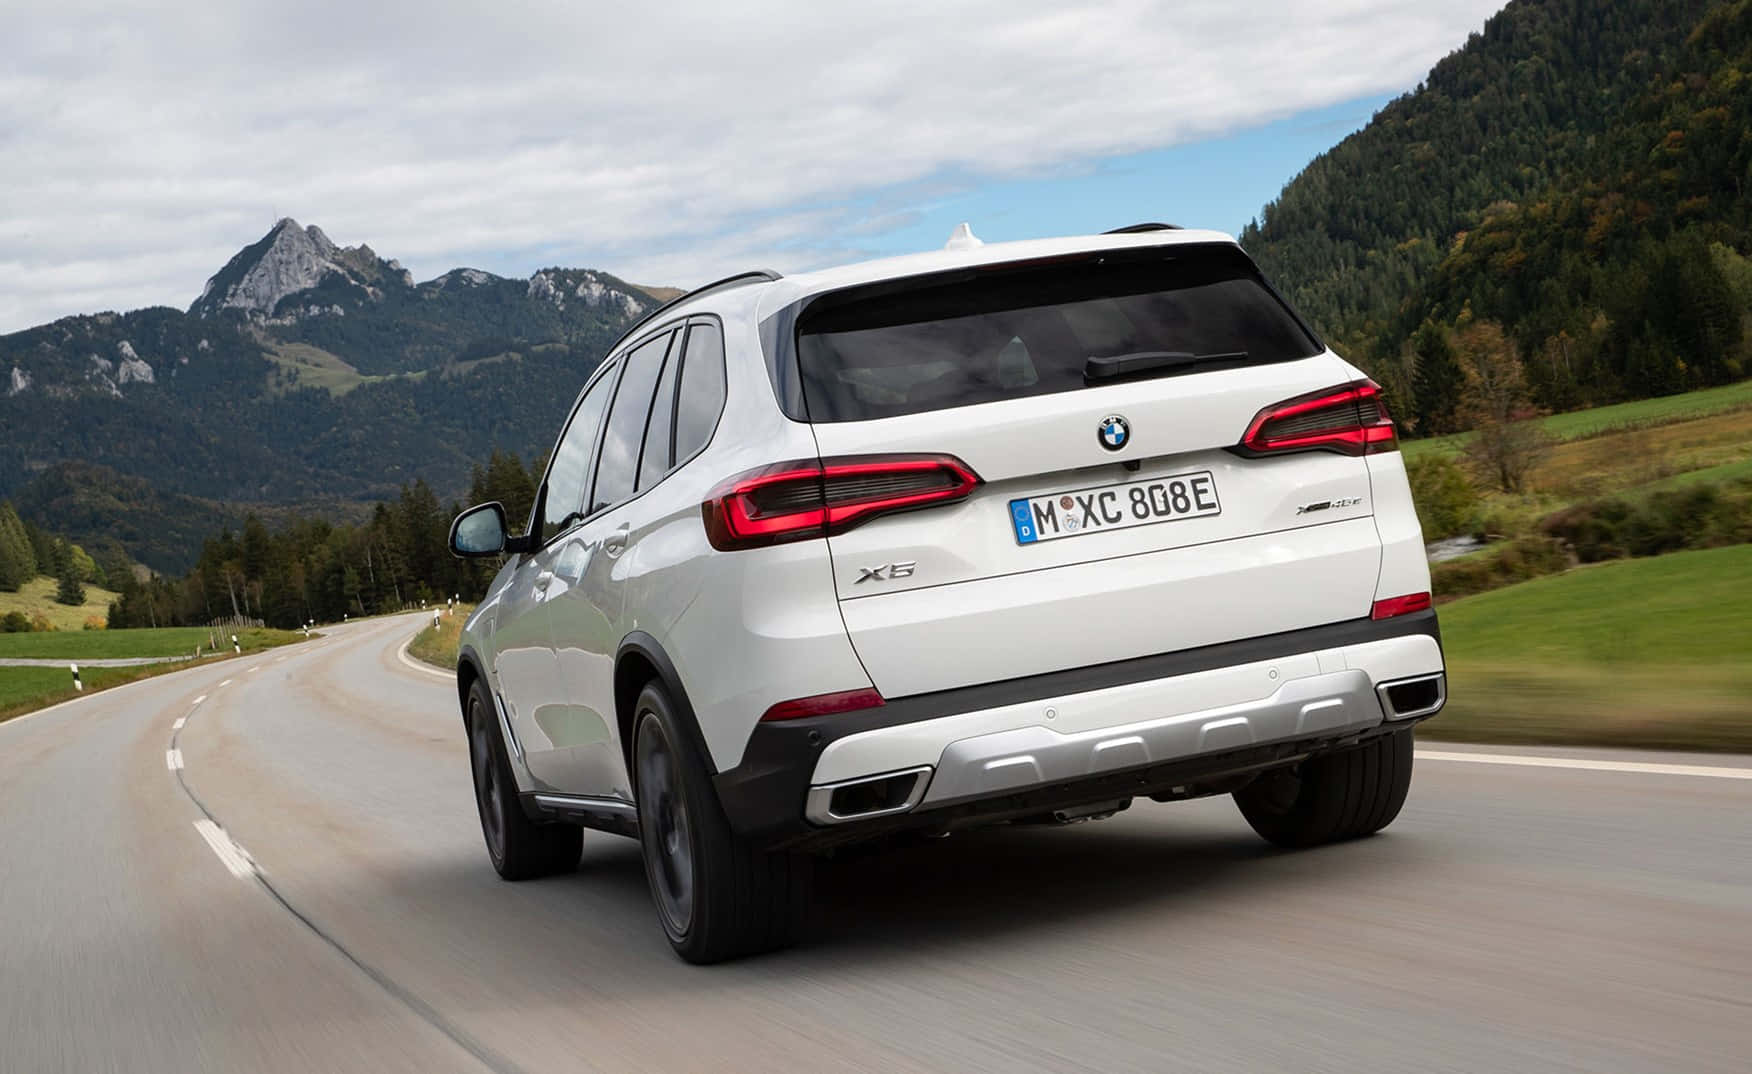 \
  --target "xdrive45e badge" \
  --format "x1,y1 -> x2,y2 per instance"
1296,497 -> 1363,515
1097,415 -> 1130,451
